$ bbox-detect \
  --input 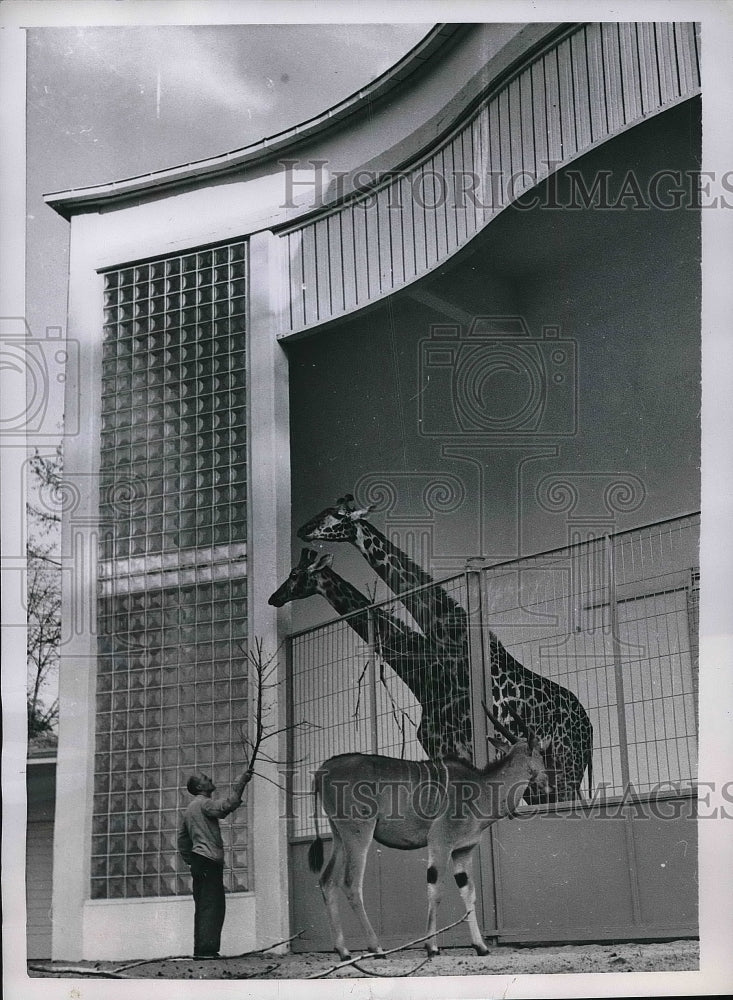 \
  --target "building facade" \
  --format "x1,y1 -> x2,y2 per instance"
47,23 -> 700,959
